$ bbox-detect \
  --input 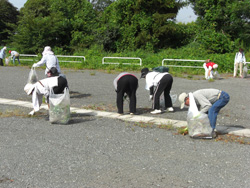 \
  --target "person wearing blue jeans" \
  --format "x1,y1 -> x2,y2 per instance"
179,89 -> 230,138
9,50 -> 21,65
